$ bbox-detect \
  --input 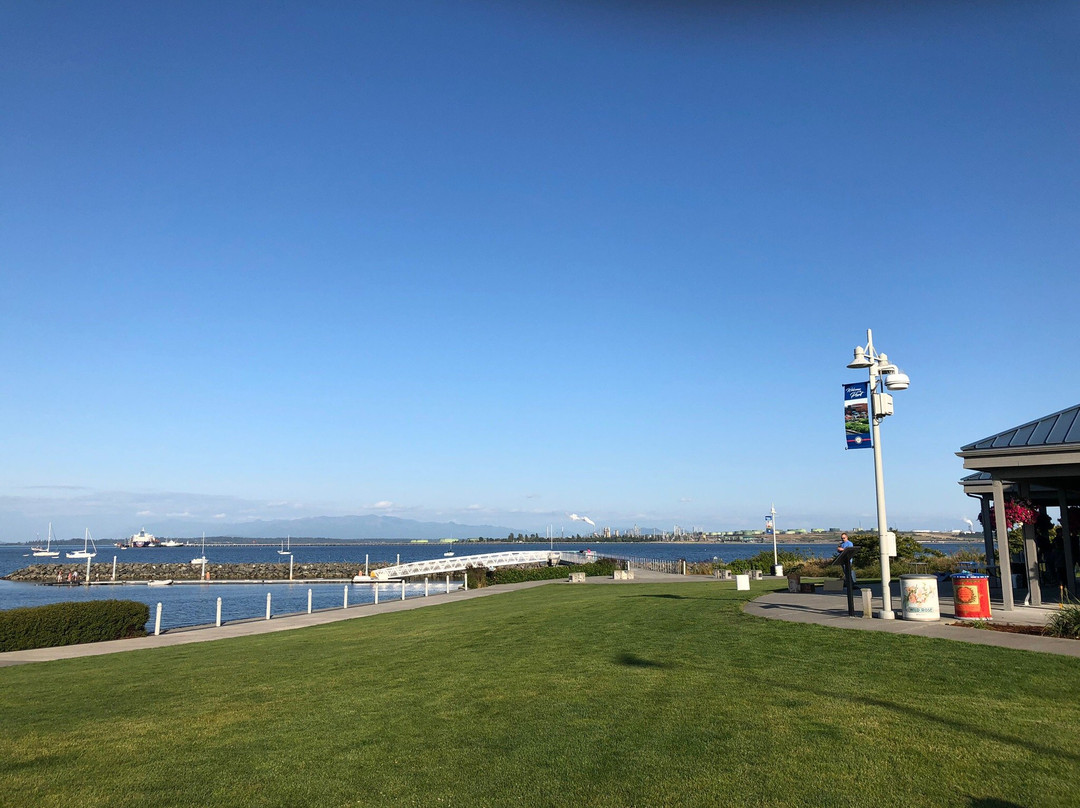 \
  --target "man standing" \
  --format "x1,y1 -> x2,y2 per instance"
837,533 -> 854,553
